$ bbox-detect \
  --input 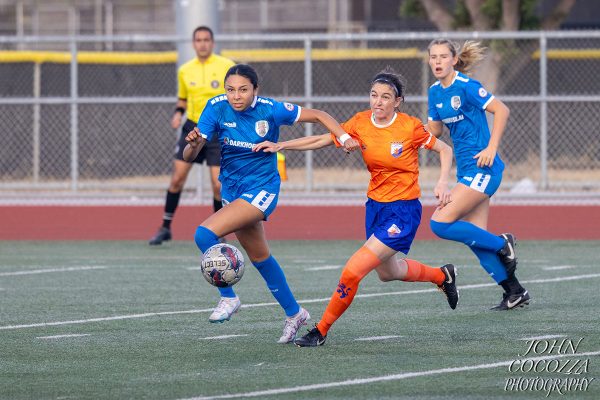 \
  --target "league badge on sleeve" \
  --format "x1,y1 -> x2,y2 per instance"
283,102 -> 294,111
391,142 -> 403,158
255,120 -> 269,137
479,87 -> 488,97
